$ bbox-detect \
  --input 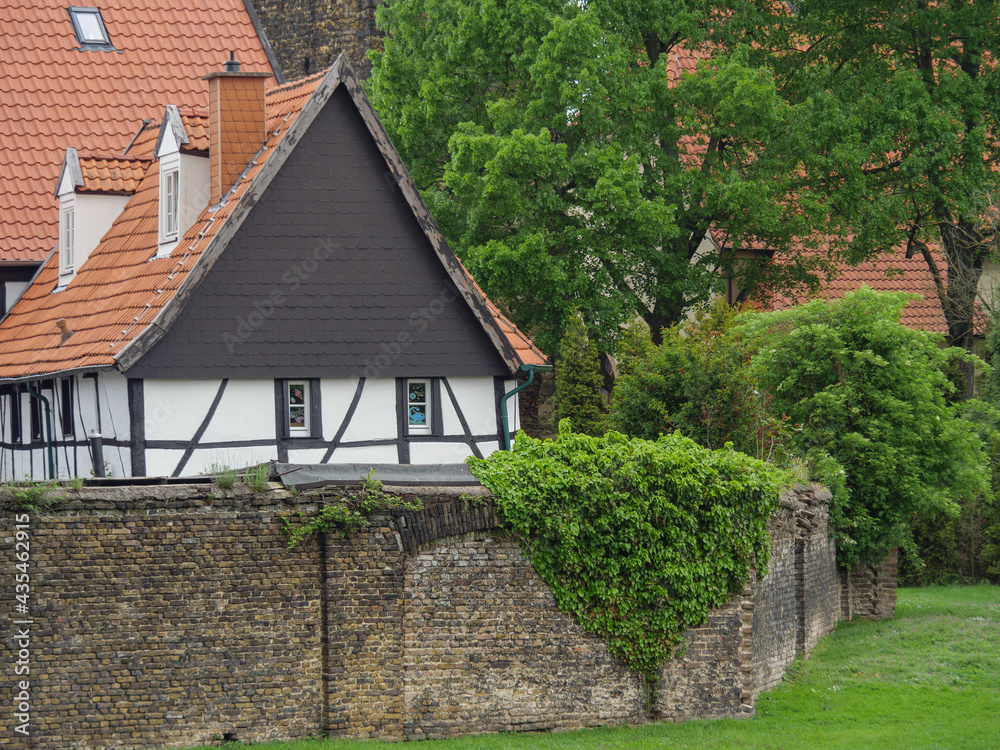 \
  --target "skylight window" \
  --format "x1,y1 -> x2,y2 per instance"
68,7 -> 114,50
